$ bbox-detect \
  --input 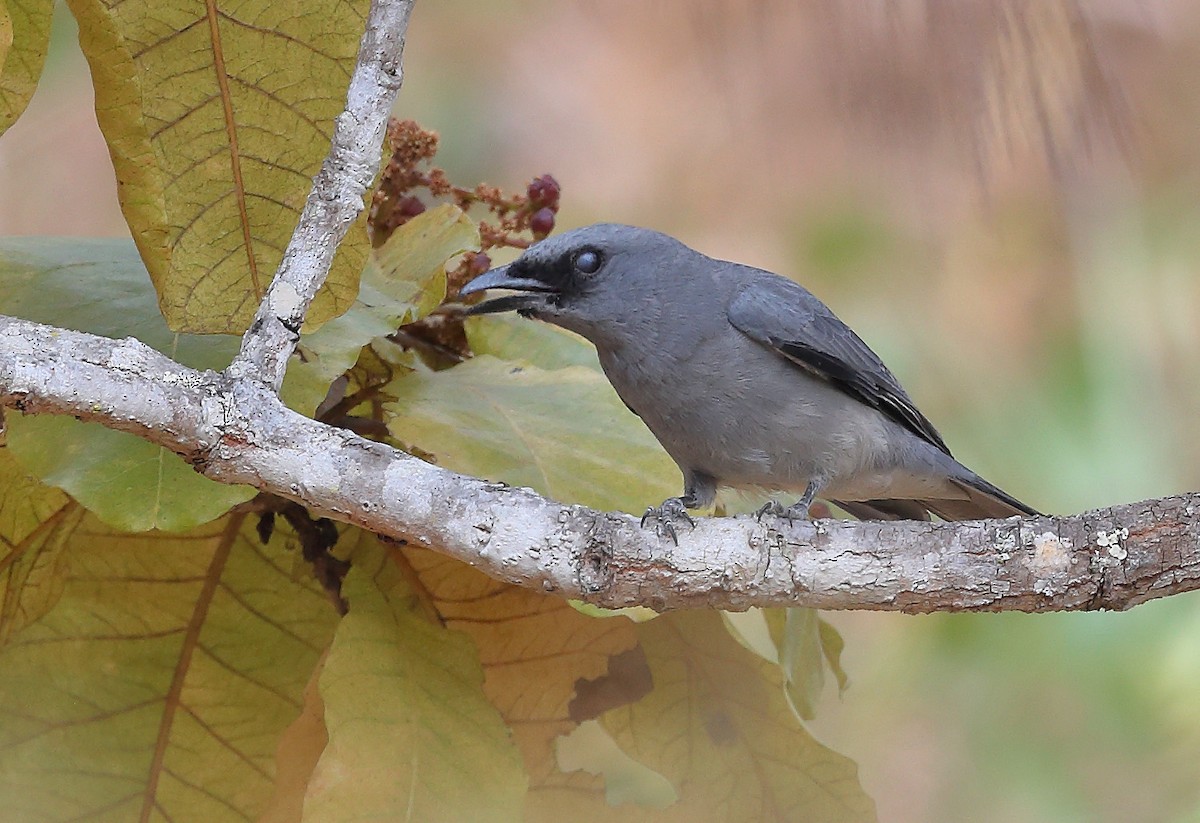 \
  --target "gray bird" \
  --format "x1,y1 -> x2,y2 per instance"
460,223 -> 1037,536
